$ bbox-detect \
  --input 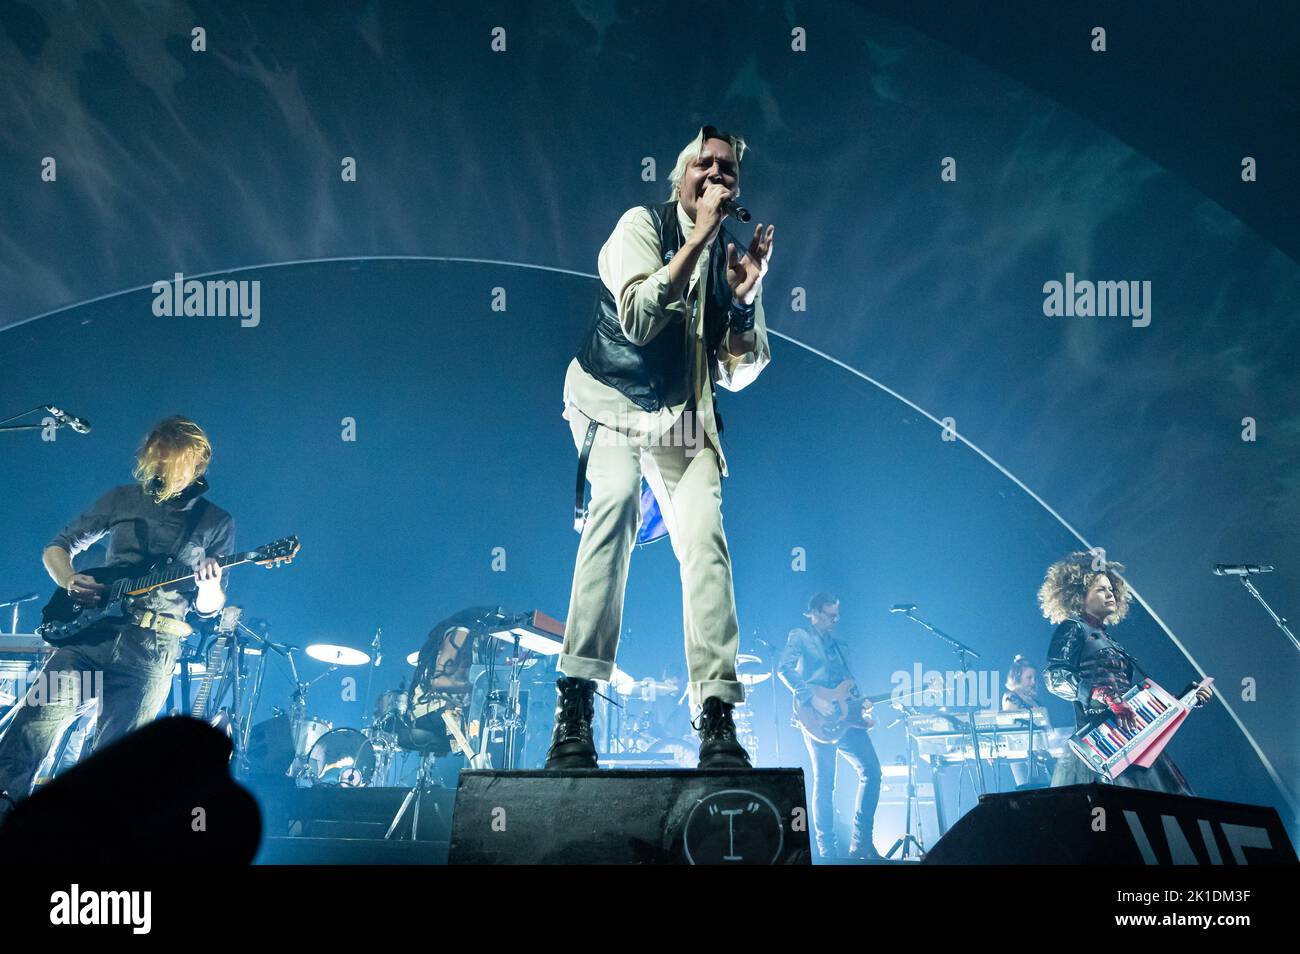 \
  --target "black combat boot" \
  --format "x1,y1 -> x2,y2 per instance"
544,676 -> 598,770
694,697 -> 753,769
